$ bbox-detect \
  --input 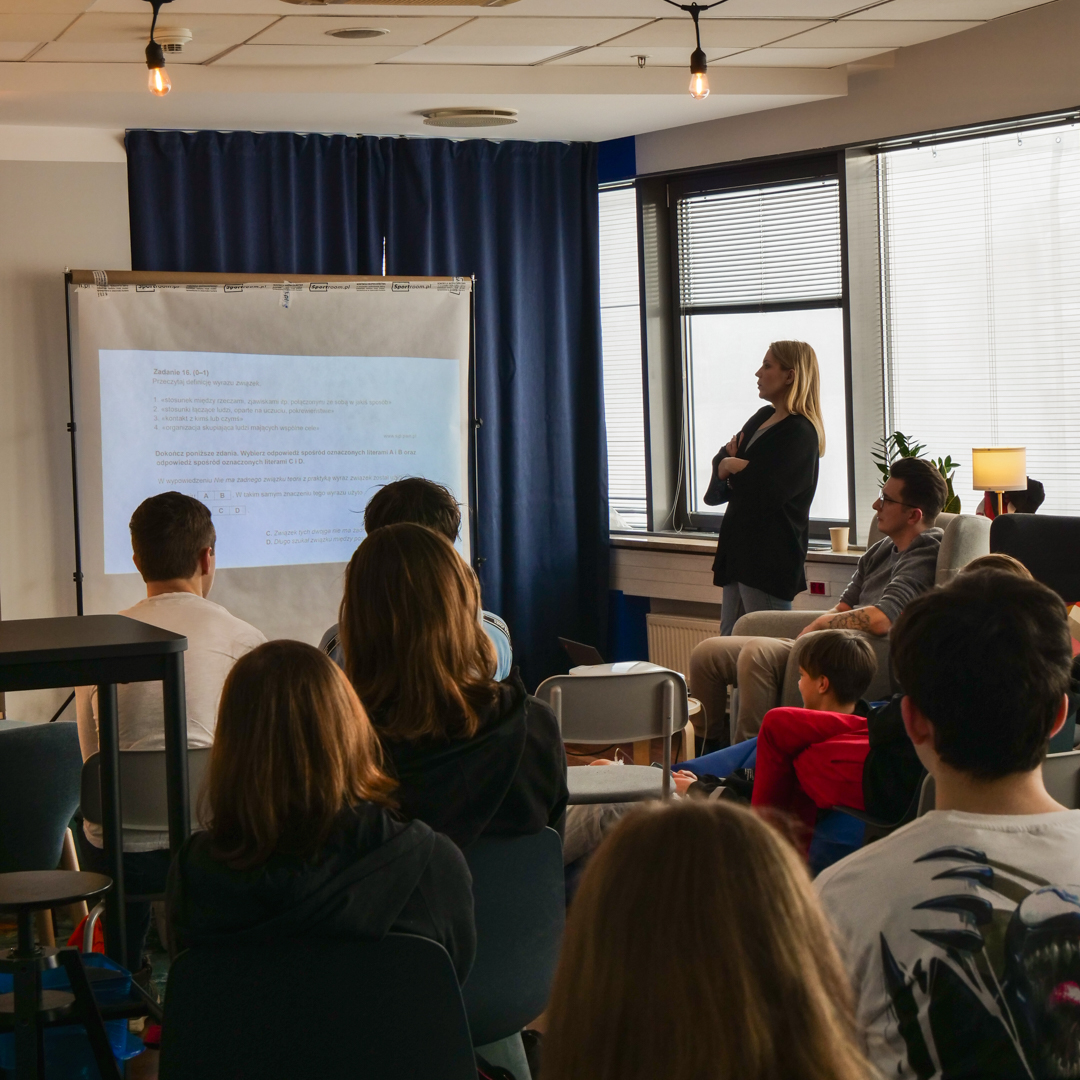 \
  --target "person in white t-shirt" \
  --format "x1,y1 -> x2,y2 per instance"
816,569 -> 1080,1080
76,491 -> 266,970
